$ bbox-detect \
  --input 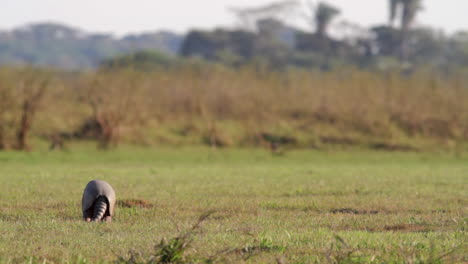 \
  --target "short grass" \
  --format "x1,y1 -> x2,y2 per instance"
0,146 -> 466,263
